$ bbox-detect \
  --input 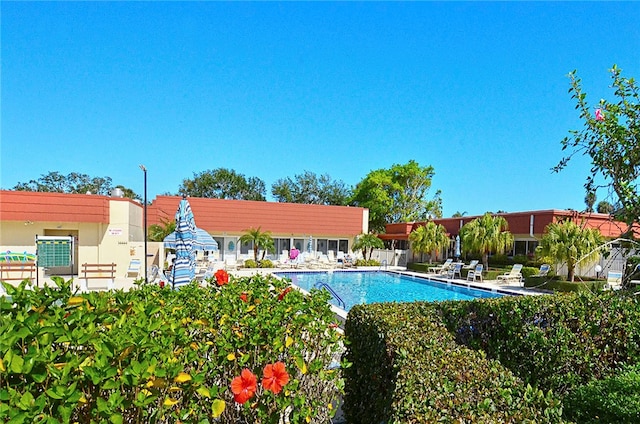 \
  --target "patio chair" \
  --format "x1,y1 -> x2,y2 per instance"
446,263 -> 463,279
429,258 -> 453,273
225,257 -> 238,271
497,264 -> 523,285
606,271 -> 623,290
463,260 -> 479,270
536,264 -> 551,277
467,264 -> 484,282
126,259 -> 141,277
